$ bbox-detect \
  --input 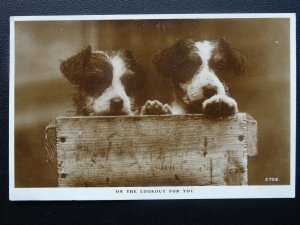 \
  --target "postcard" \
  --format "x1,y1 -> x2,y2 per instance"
9,14 -> 296,200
